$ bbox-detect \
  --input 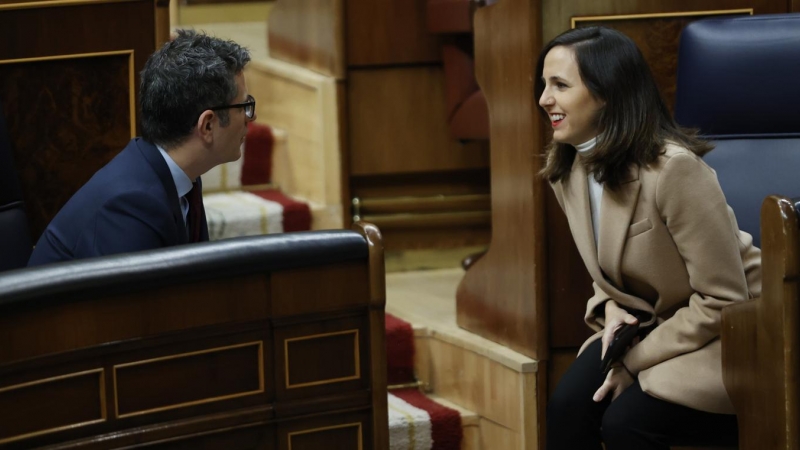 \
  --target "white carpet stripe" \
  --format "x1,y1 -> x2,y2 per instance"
203,191 -> 284,240
388,393 -> 433,450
